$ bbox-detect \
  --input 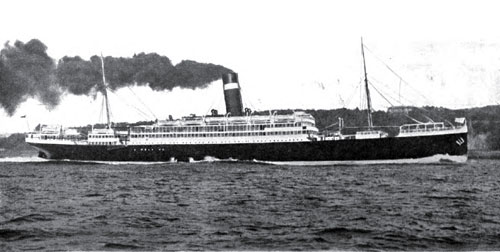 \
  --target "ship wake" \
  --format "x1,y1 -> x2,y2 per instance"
0,156 -> 48,163
0,154 -> 467,166
259,154 -> 468,166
